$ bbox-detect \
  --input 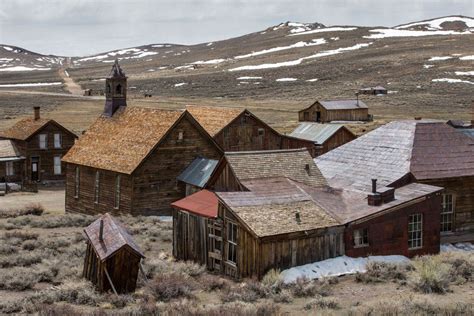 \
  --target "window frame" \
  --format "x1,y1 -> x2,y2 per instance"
226,221 -> 238,265
53,156 -> 62,175
74,167 -> 80,199
94,171 -> 100,204
408,213 -> 423,250
353,227 -> 369,248
5,161 -> 14,176
53,133 -> 62,149
440,194 -> 454,233
114,175 -> 121,209
177,130 -> 184,142
39,134 -> 48,149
